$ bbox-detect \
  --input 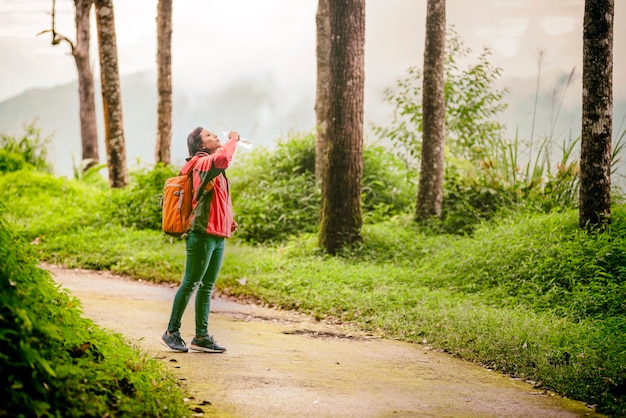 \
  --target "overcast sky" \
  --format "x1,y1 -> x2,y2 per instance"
0,0 -> 624,140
